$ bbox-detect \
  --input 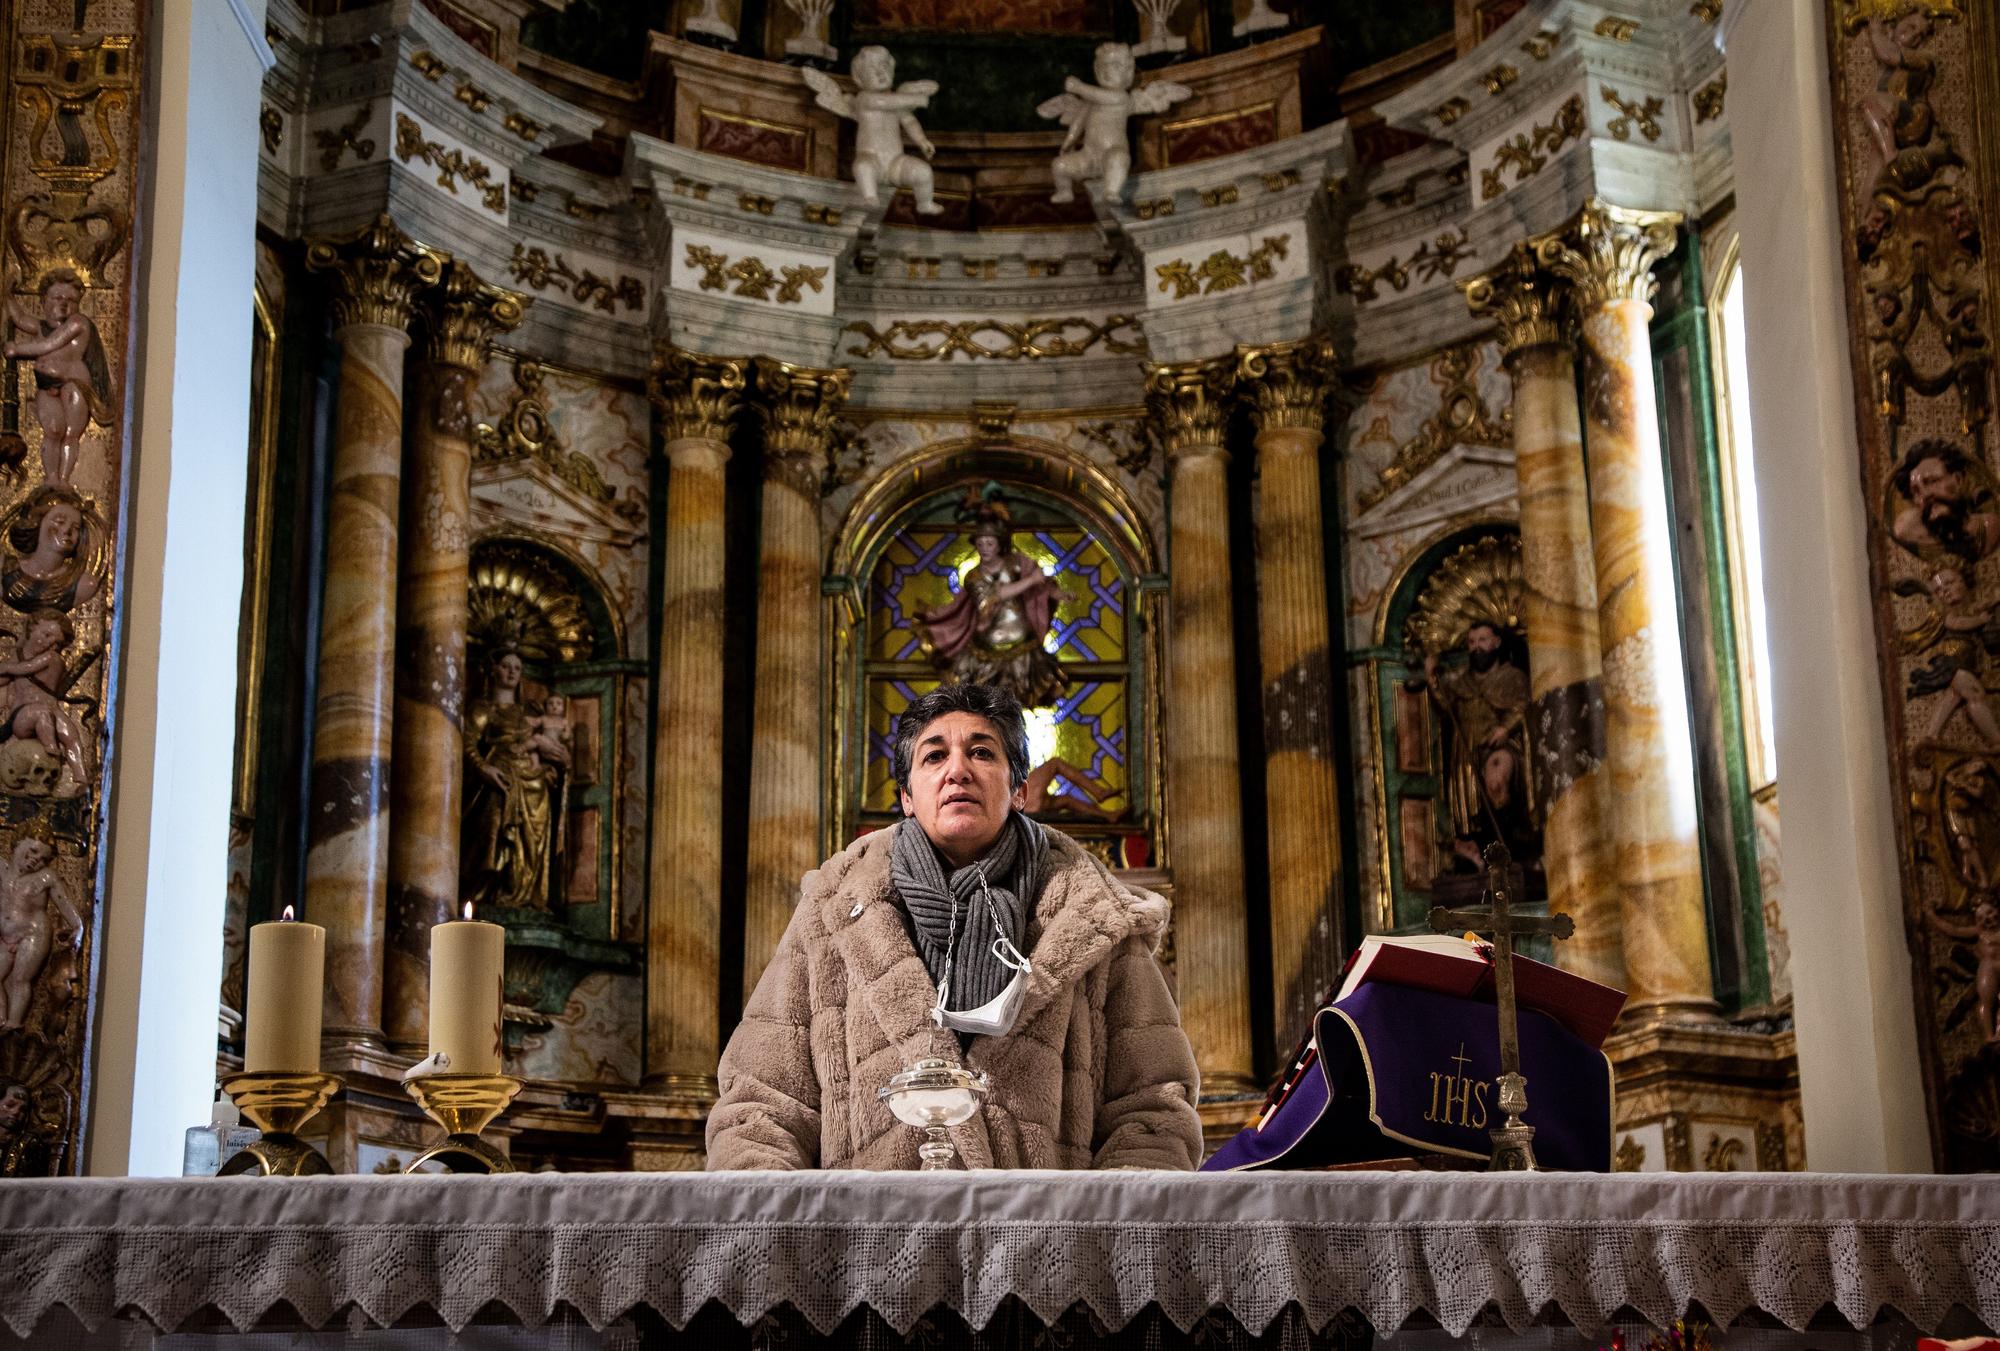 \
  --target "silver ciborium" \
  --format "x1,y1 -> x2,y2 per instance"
880,1058 -> 988,1170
